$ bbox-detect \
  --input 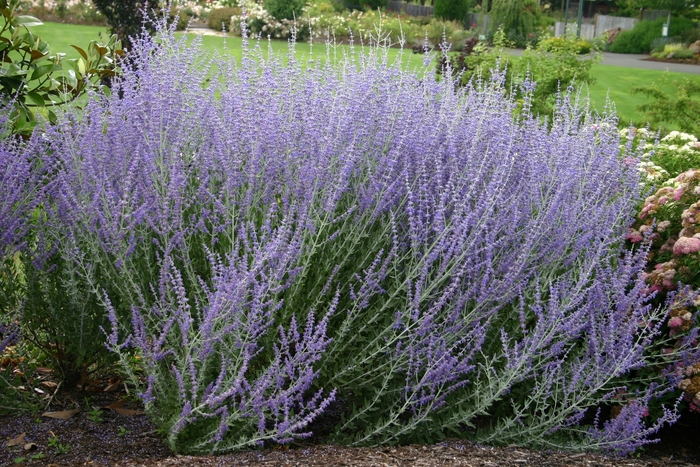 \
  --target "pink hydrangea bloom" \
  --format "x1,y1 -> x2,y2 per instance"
673,236 -> 700,255
626,231 -> 643,243
668,316 -> 684,328
674,188 -> 684,200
